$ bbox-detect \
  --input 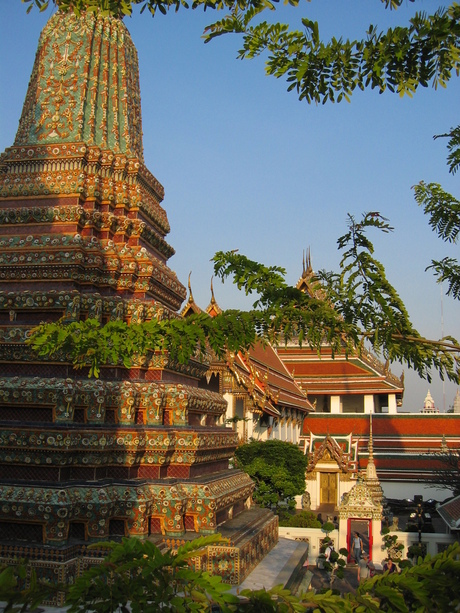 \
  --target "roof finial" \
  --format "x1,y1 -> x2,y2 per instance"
210,276 -> 216,305
302,250 -> 306,277
187,272 -> 194,304
306,247 -> 312,274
